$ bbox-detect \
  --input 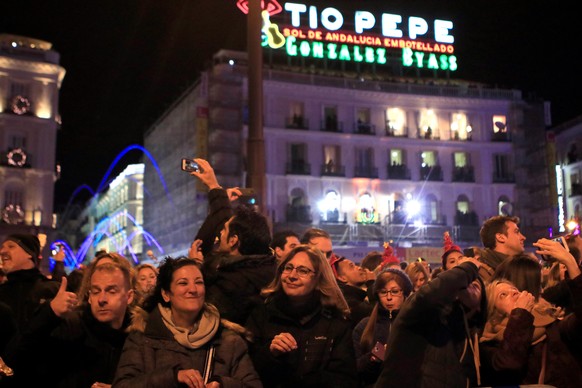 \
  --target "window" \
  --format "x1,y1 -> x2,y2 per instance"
287,143 -> 309,174
418,109 -> 438,139
323,105 -> 339,131
386,107 -> 407,136
492,115 -> 509,141
287,102 -> 306,129
421,151 -> 437,167
452,152 -> 474,182
450,112 -> 471,140
390,149 -> 404,165
493,154 -> 514,182
322,145 -> 343,175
